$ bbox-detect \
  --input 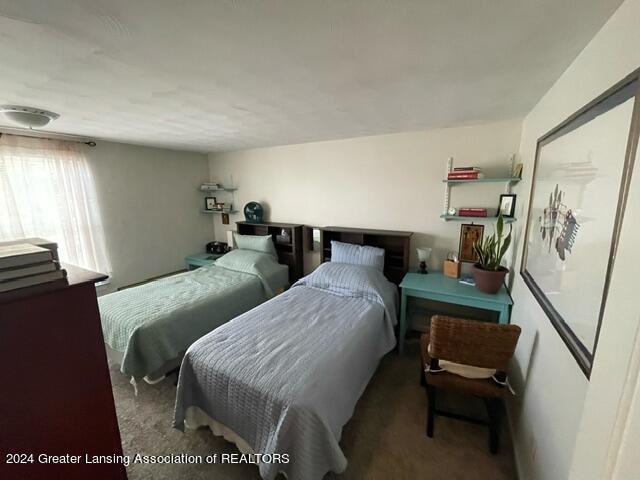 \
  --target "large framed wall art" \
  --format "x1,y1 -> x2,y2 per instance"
521,70 -> 640,377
